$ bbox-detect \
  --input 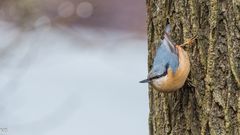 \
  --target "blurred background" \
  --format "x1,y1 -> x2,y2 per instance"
0,0 -> 148,135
